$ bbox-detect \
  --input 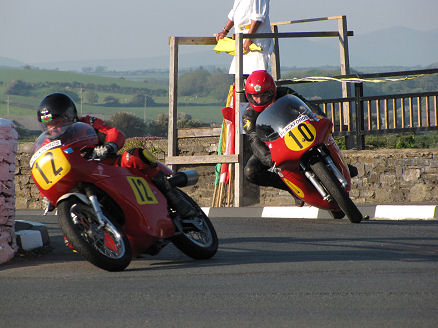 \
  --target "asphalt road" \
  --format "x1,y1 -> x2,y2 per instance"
1,211 -> 438,328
